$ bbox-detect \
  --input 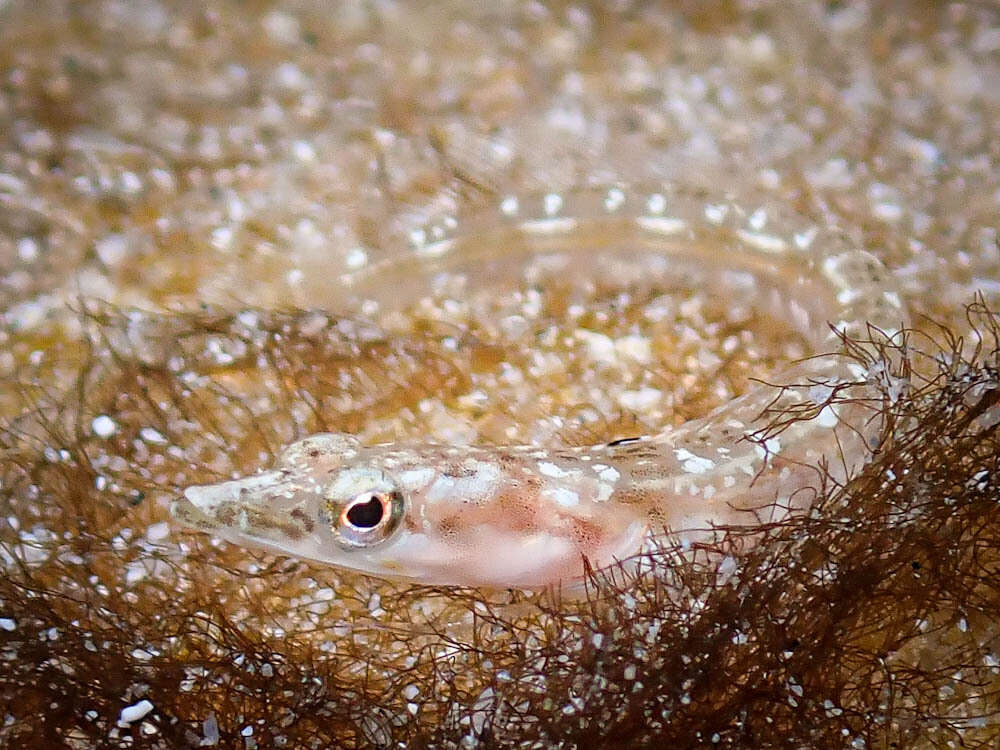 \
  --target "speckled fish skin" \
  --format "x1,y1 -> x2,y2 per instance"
174,435 -> 651,587
171,188 -> 911,587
